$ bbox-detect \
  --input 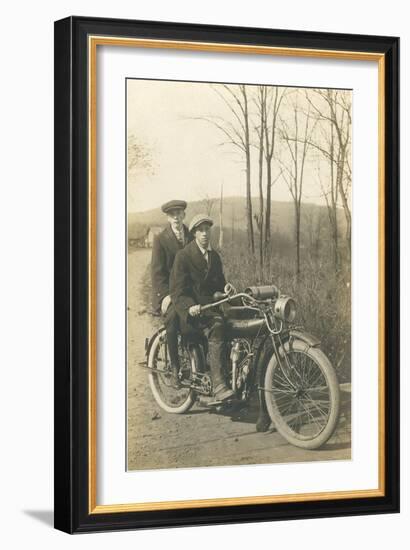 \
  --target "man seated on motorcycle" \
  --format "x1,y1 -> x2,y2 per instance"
151,199 -> 192,387
170,213 -> 235,402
